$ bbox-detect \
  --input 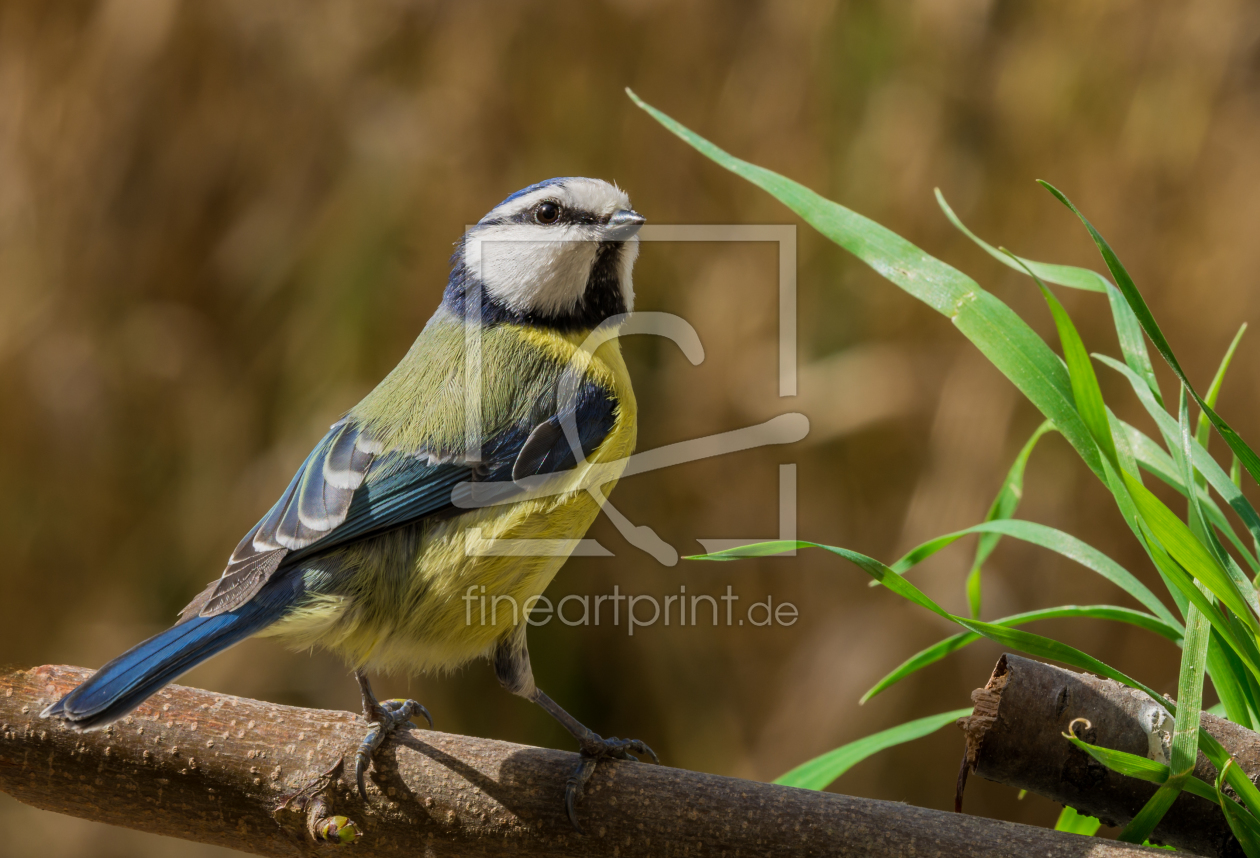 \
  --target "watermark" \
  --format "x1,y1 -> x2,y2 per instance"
463,584 -> 798,635
457,224 -> 805,565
